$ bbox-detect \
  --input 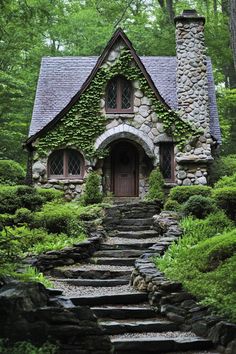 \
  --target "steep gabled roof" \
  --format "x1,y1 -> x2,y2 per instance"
26,28 -> 171,145
27,29 -> 221,145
